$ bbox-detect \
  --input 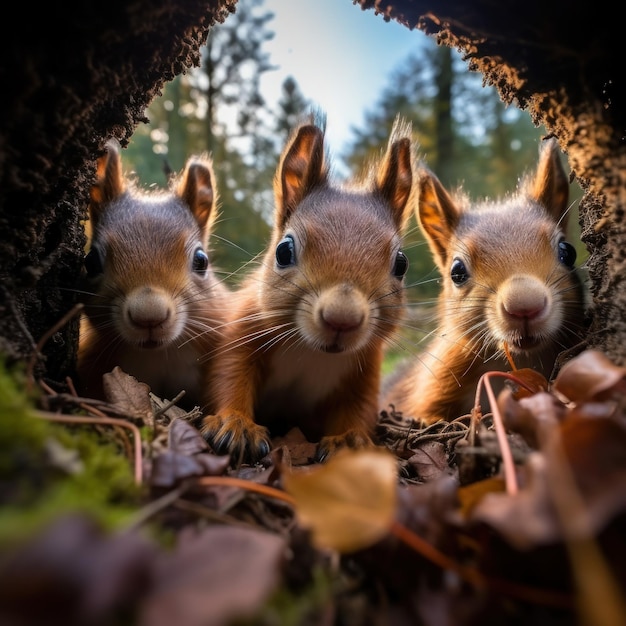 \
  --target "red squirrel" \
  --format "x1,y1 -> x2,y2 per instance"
380,137 -> 587,423
76,140 -> 228,408
200,115 -> 415,464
